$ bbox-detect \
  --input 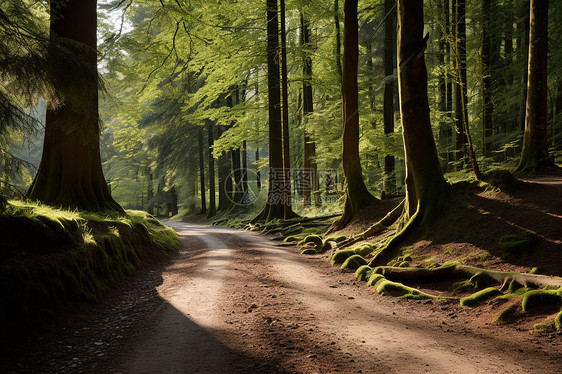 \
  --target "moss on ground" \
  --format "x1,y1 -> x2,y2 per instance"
493,304 -> 520,324
460,287 -> 502,307
499,232 -> 535,258
555,310 -> 562,330
0,201 -> 180,348
367,273 -> 386,287
375,279 -> 437,300
331,248 -> 356,265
